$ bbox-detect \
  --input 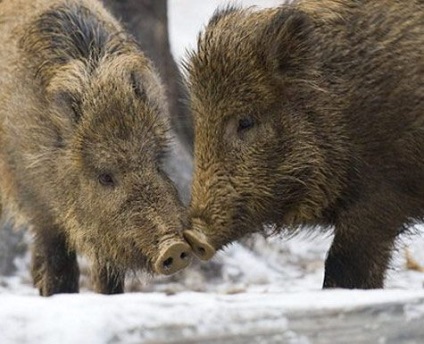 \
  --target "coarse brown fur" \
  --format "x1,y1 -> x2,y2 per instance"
184,0 -> 424,288
0,0 -> 189,295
